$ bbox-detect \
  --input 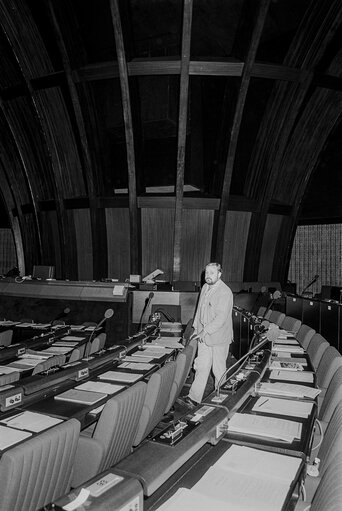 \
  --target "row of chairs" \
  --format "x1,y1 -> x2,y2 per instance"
258,307 -> 342,509
0,337 -> 197,511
